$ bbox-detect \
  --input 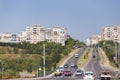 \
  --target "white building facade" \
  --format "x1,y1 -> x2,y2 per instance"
101,25 -> 120,43
24,25 -> 67,46
0,32 -> 19,43
87,25 -> 120,46
26,25 -> 46,44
